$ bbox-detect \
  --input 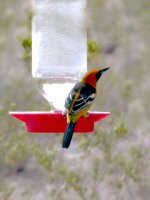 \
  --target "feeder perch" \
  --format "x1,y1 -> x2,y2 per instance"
9,111 -> 110,133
